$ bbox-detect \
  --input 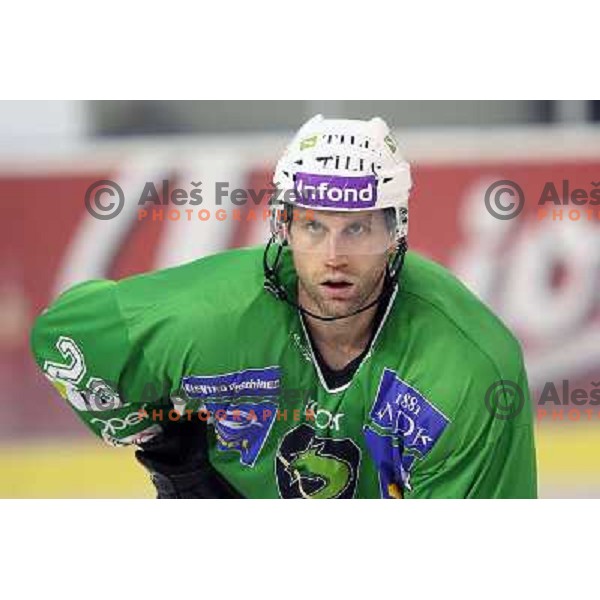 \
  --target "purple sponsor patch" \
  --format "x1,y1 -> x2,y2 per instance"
365,370 -> 450,495
293,172 -> 377,209
205,400 -> 277,466
182,367 -> 281,400
370,369 -> 450,456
